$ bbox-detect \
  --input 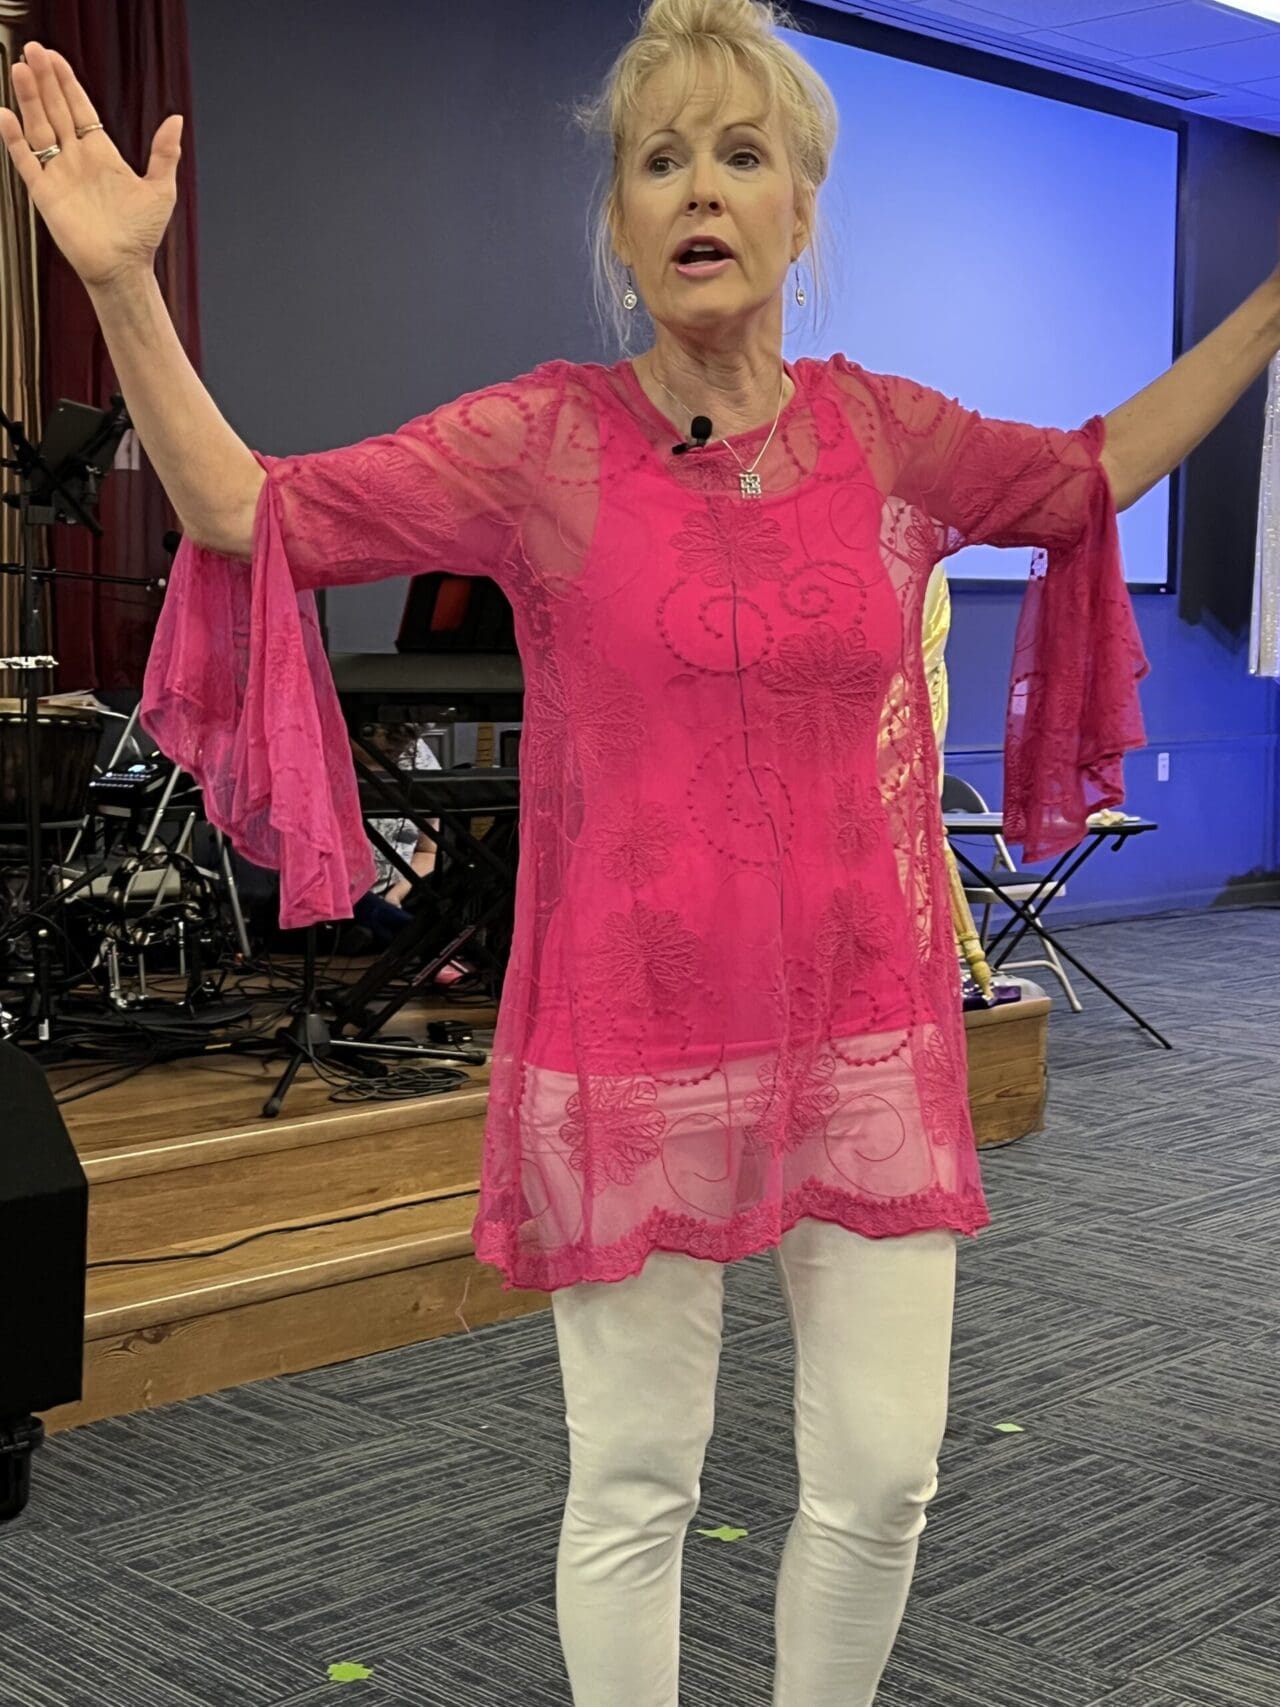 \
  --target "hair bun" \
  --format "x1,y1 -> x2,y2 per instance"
639,0 -> 778,41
